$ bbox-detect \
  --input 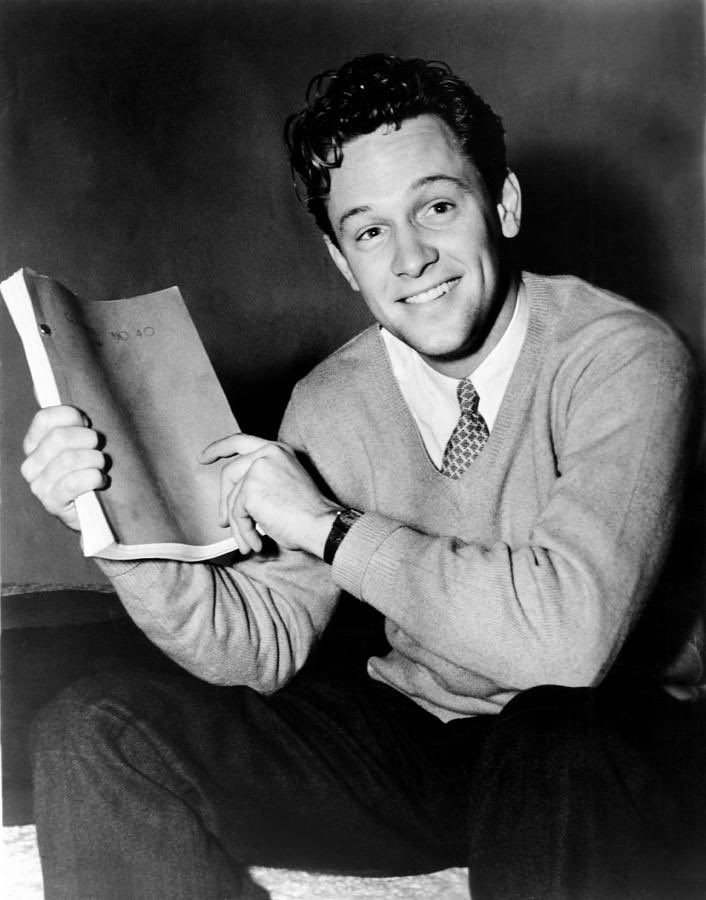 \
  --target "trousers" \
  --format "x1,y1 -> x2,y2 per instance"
31,606 -> 706,900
